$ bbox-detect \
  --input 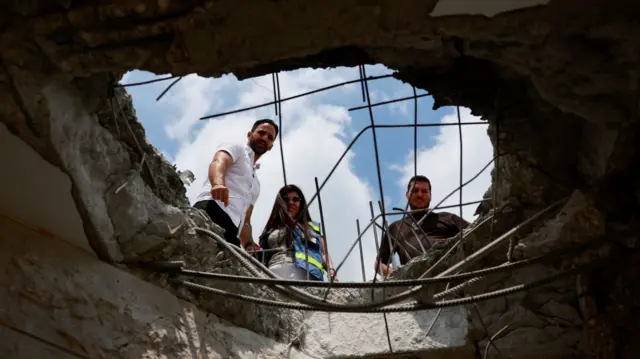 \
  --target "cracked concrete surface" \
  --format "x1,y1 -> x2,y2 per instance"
0,214 -> 316,359
1,0 -> 640,358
